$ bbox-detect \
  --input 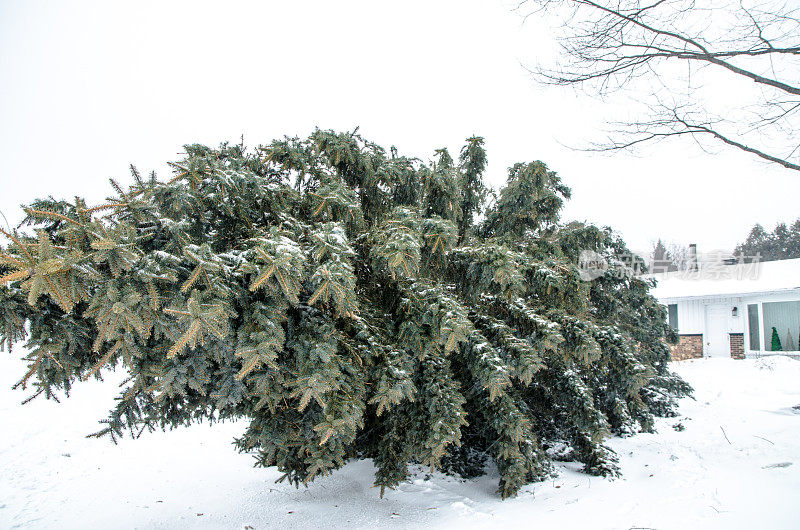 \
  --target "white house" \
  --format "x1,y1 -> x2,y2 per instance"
646,258 -> 800,360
